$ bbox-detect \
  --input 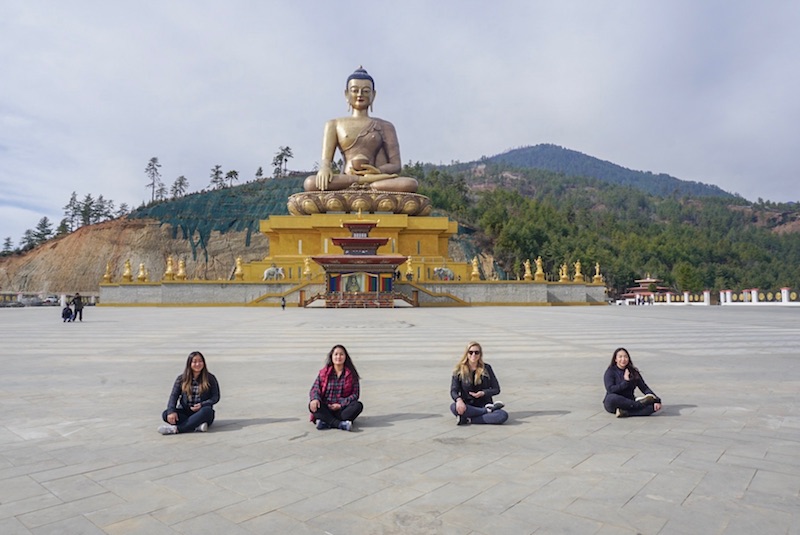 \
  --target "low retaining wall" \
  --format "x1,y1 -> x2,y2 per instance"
101,280 -> 606,306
